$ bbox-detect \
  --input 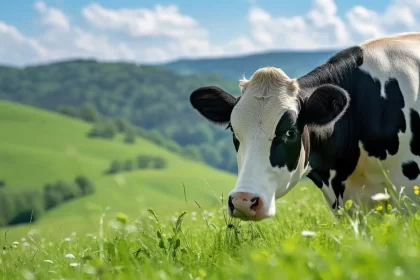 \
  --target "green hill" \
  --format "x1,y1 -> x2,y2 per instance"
162,50 -> 336,80
0,61 -> 239,174
0,101 -> 236,236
